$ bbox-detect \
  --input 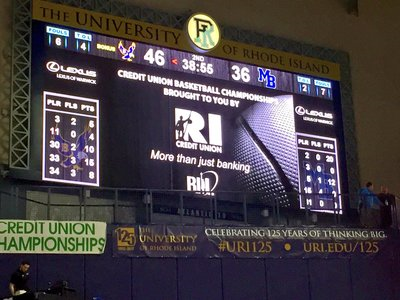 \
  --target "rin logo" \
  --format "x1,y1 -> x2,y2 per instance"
187,171 -> 219,195
186,13 -> 220,52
